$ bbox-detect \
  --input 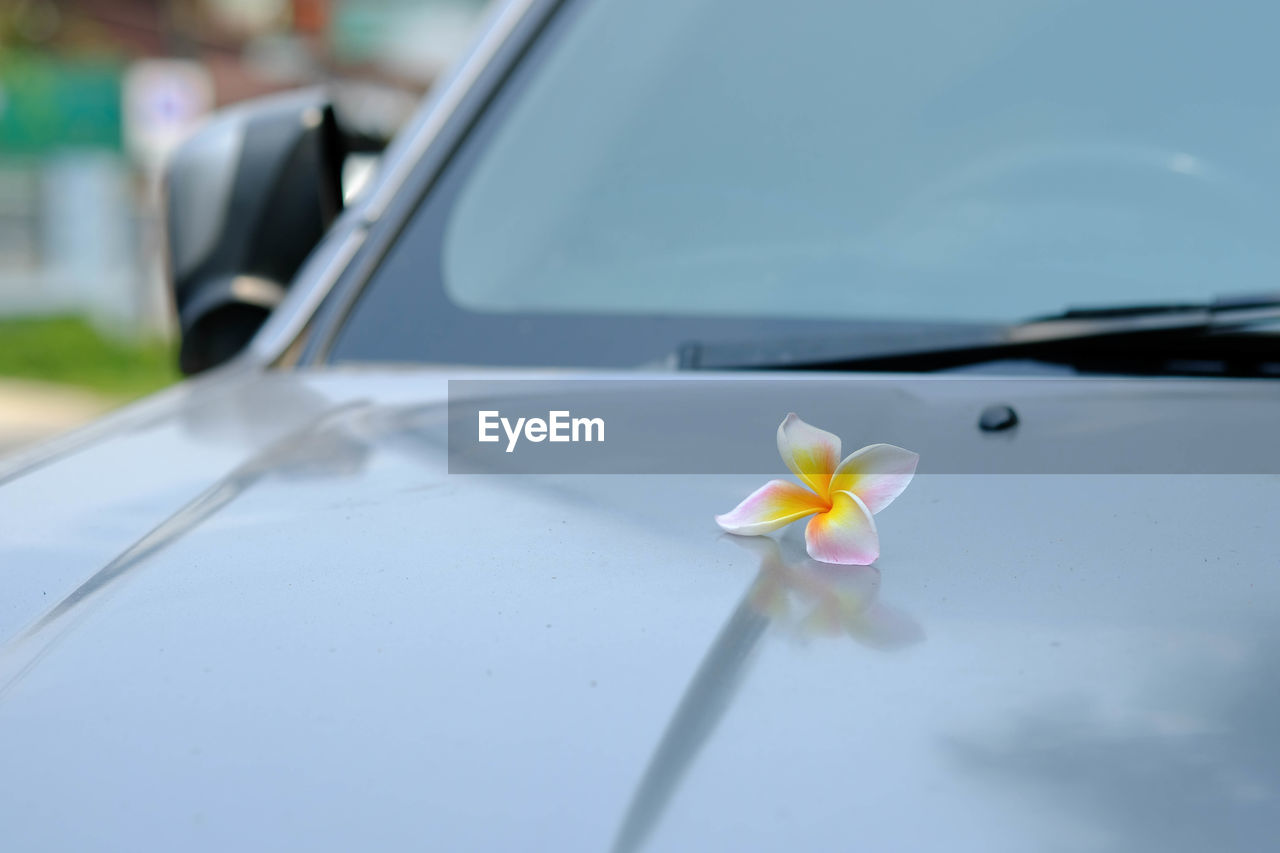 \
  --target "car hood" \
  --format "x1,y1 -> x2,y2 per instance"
1,366 -> 1278,852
